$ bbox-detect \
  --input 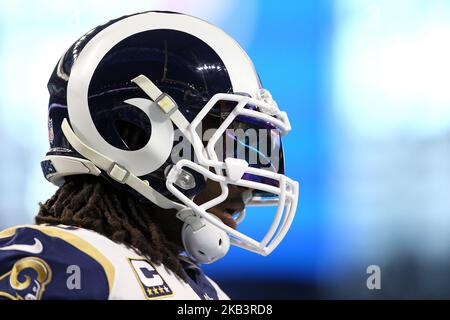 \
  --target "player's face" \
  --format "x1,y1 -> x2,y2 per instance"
193,180 -> 252,230
195,105 -> 254,229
